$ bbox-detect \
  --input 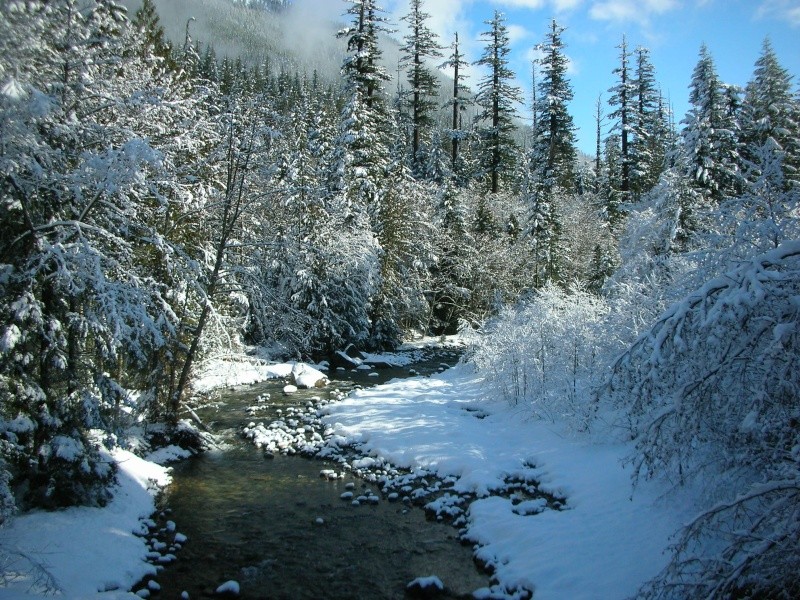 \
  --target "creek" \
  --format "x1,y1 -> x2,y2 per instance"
153,348 -> 490,599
